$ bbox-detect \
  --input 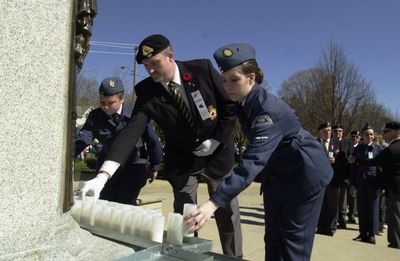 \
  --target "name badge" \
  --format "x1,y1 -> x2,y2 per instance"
191,90 -> 210,120
328,151 -> 334,158
368,152 -> 374,159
